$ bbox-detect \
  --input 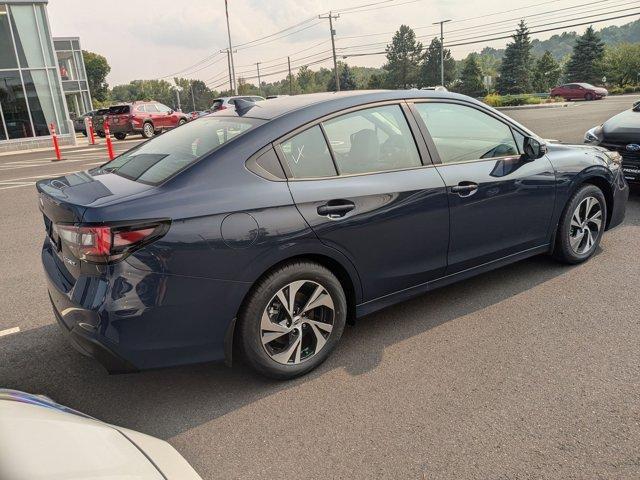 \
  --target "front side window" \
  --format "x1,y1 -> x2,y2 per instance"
100,116 -> 262,185
322,104 -> 421,175
280,125 -> 336,179
415,103 -> 518,164
156,103 -> 171,113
